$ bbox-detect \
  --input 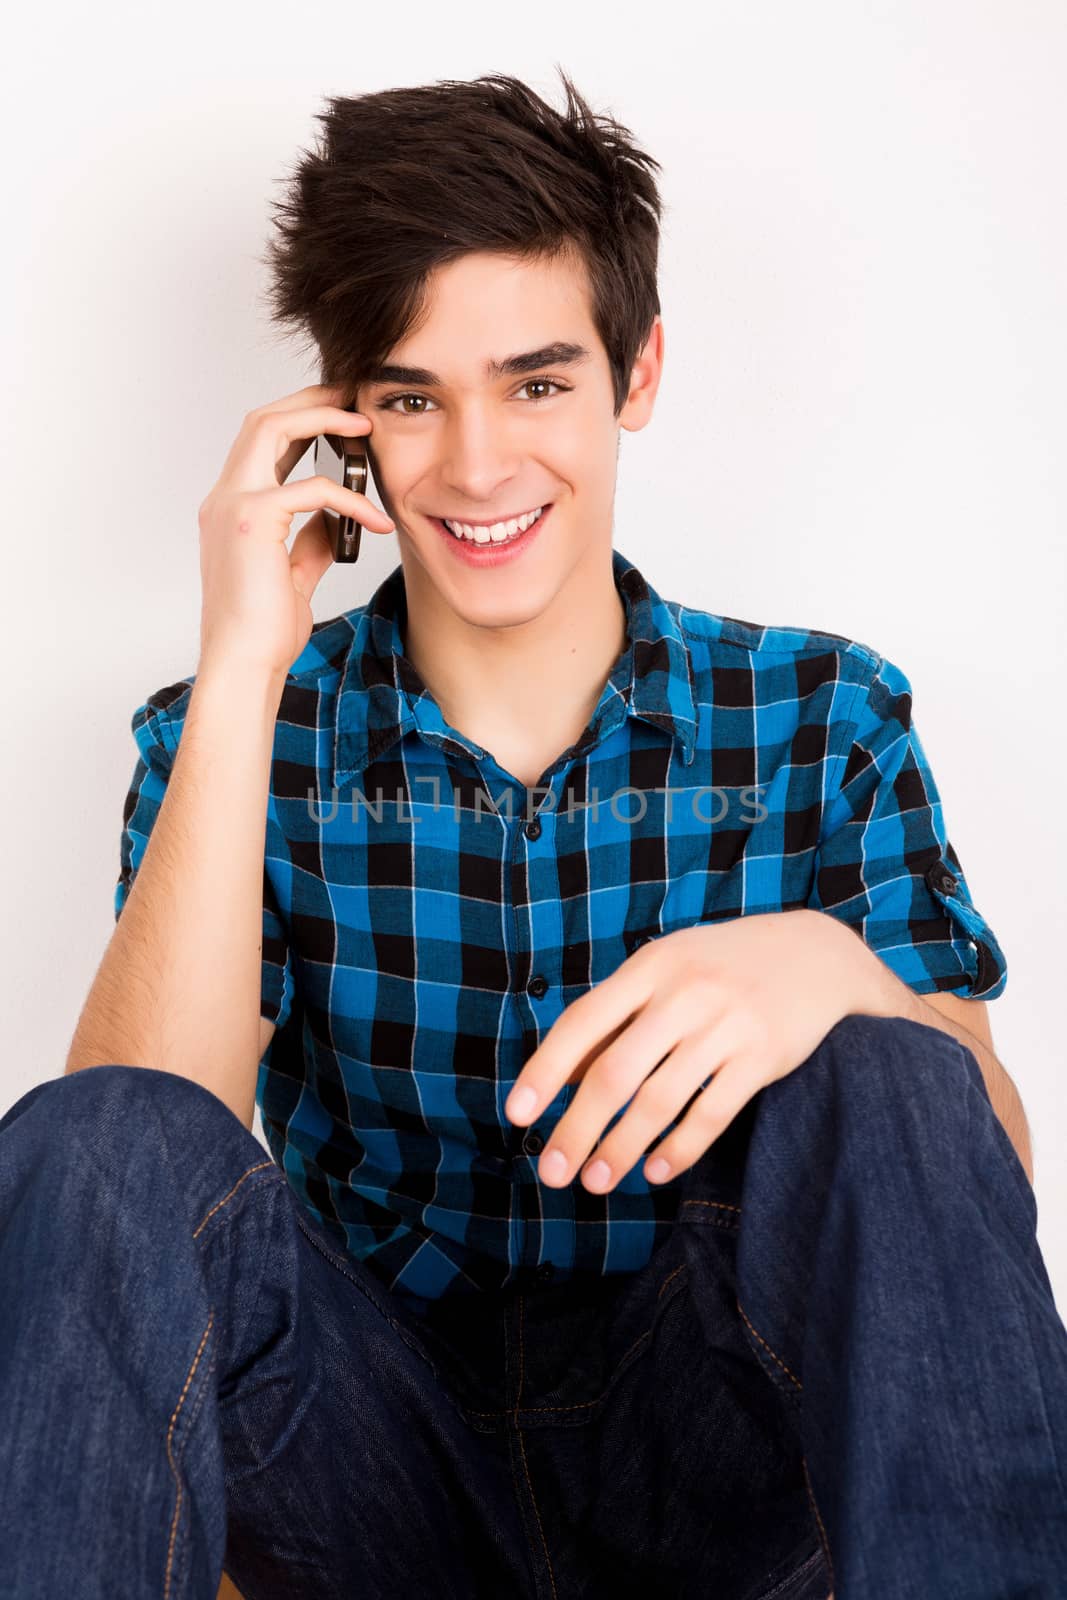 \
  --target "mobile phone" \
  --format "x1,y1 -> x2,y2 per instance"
312,407 -> 374,563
